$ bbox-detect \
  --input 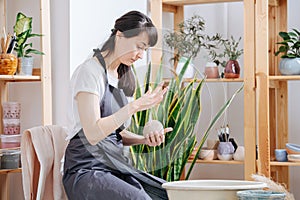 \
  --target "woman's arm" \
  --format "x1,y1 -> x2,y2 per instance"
120,127 -> 173,146
76,83 -> 168,145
